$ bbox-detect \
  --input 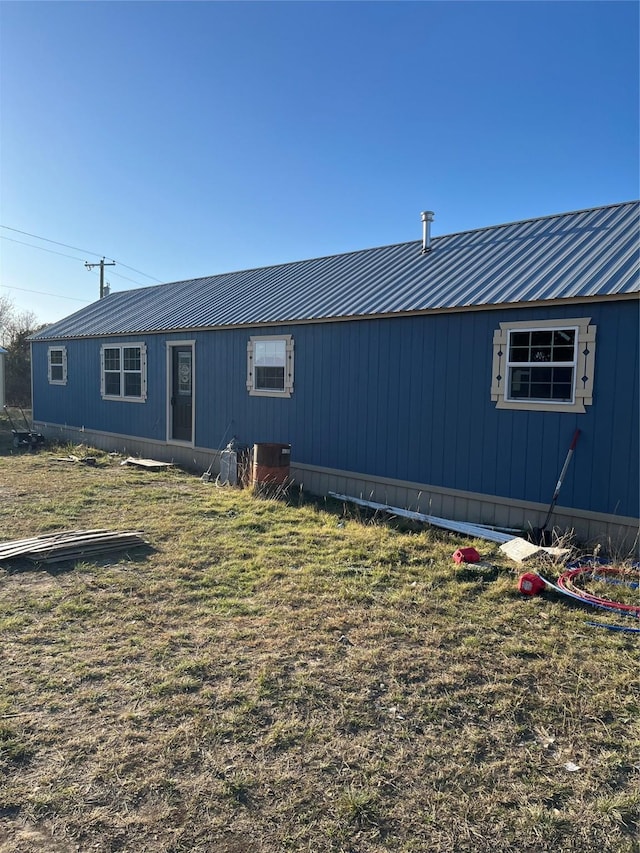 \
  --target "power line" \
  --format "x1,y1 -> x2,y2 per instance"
107,270 -> 152,287
1,235 -> 86,262
114,260 -> 162,282
0,225 -> 103,258
2,236 -> 162,292
0,224 -> 163,282
0,284 -> 89,303
1,236 -> 154,288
